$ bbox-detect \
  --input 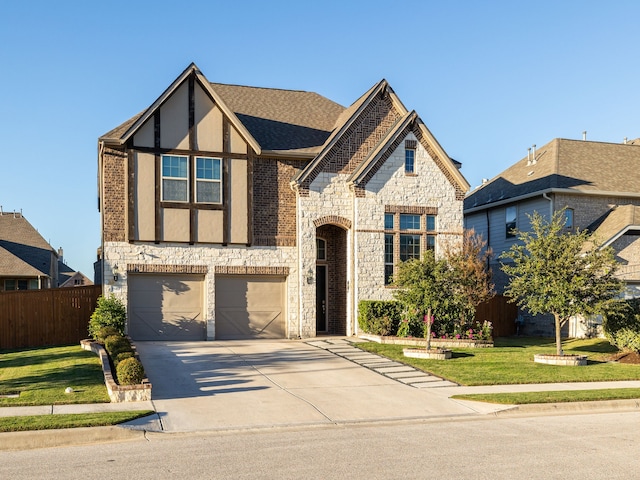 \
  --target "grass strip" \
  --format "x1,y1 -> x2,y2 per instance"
0,410 -> 155,432
452,388 -> 640,405
356,337 -> 640,386
0,345 -> 110,406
